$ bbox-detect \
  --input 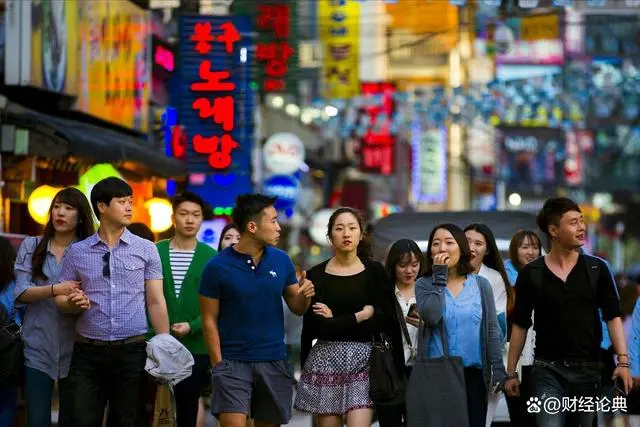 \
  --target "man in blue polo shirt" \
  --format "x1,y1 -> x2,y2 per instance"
199,193 -> 315,427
